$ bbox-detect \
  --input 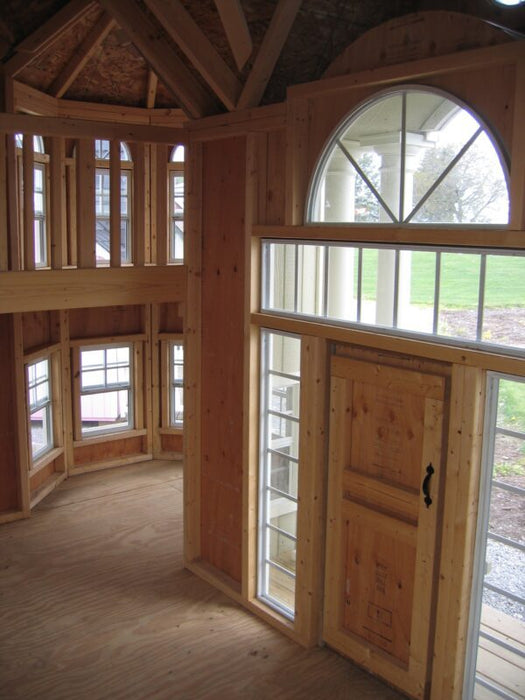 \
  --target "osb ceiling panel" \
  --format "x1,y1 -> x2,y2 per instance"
1,0 -> 524,113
